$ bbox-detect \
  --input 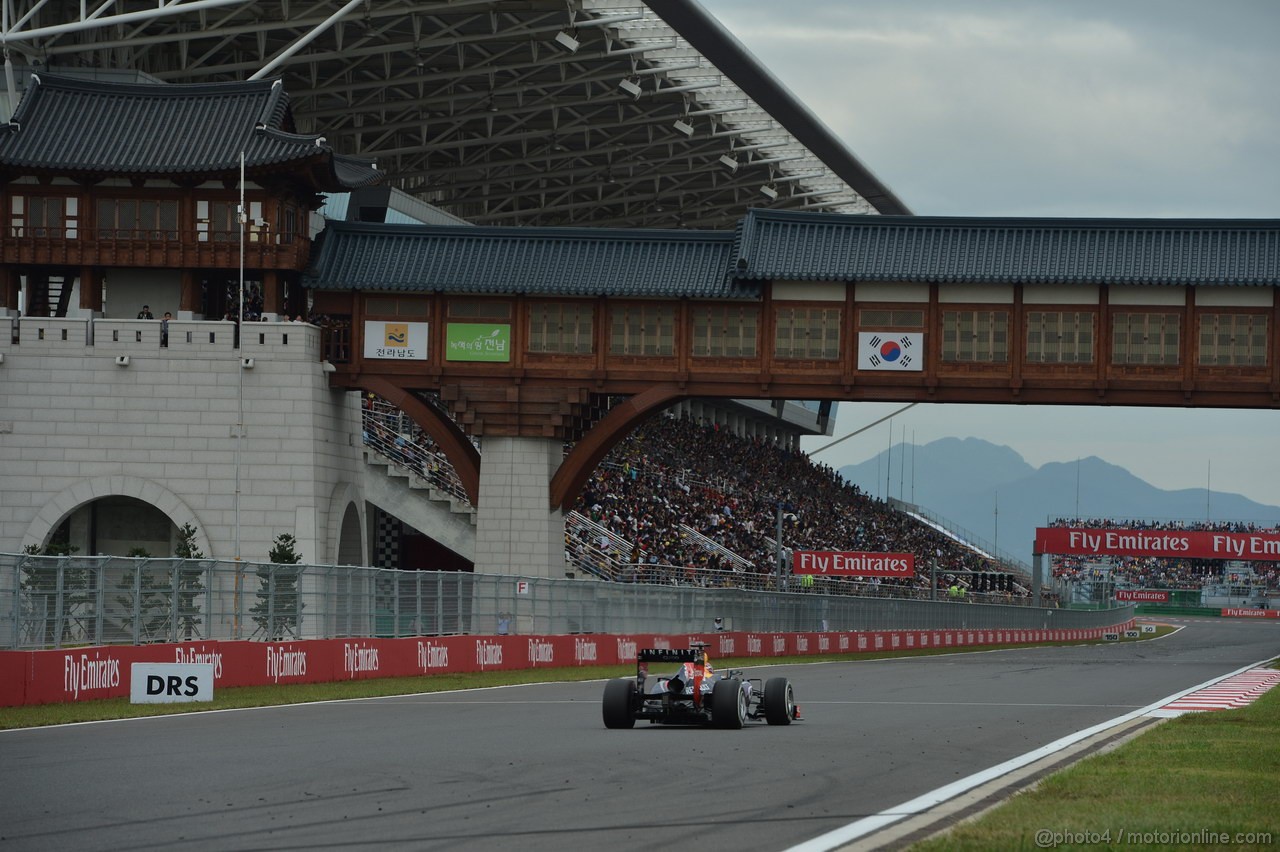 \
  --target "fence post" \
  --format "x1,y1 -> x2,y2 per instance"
94,559 -> 106,646
170,560 -> 180,644
393,571 -> 401,638
131,560 -> 142,645
9,558 -> 19,650
267,565 -> 276,641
